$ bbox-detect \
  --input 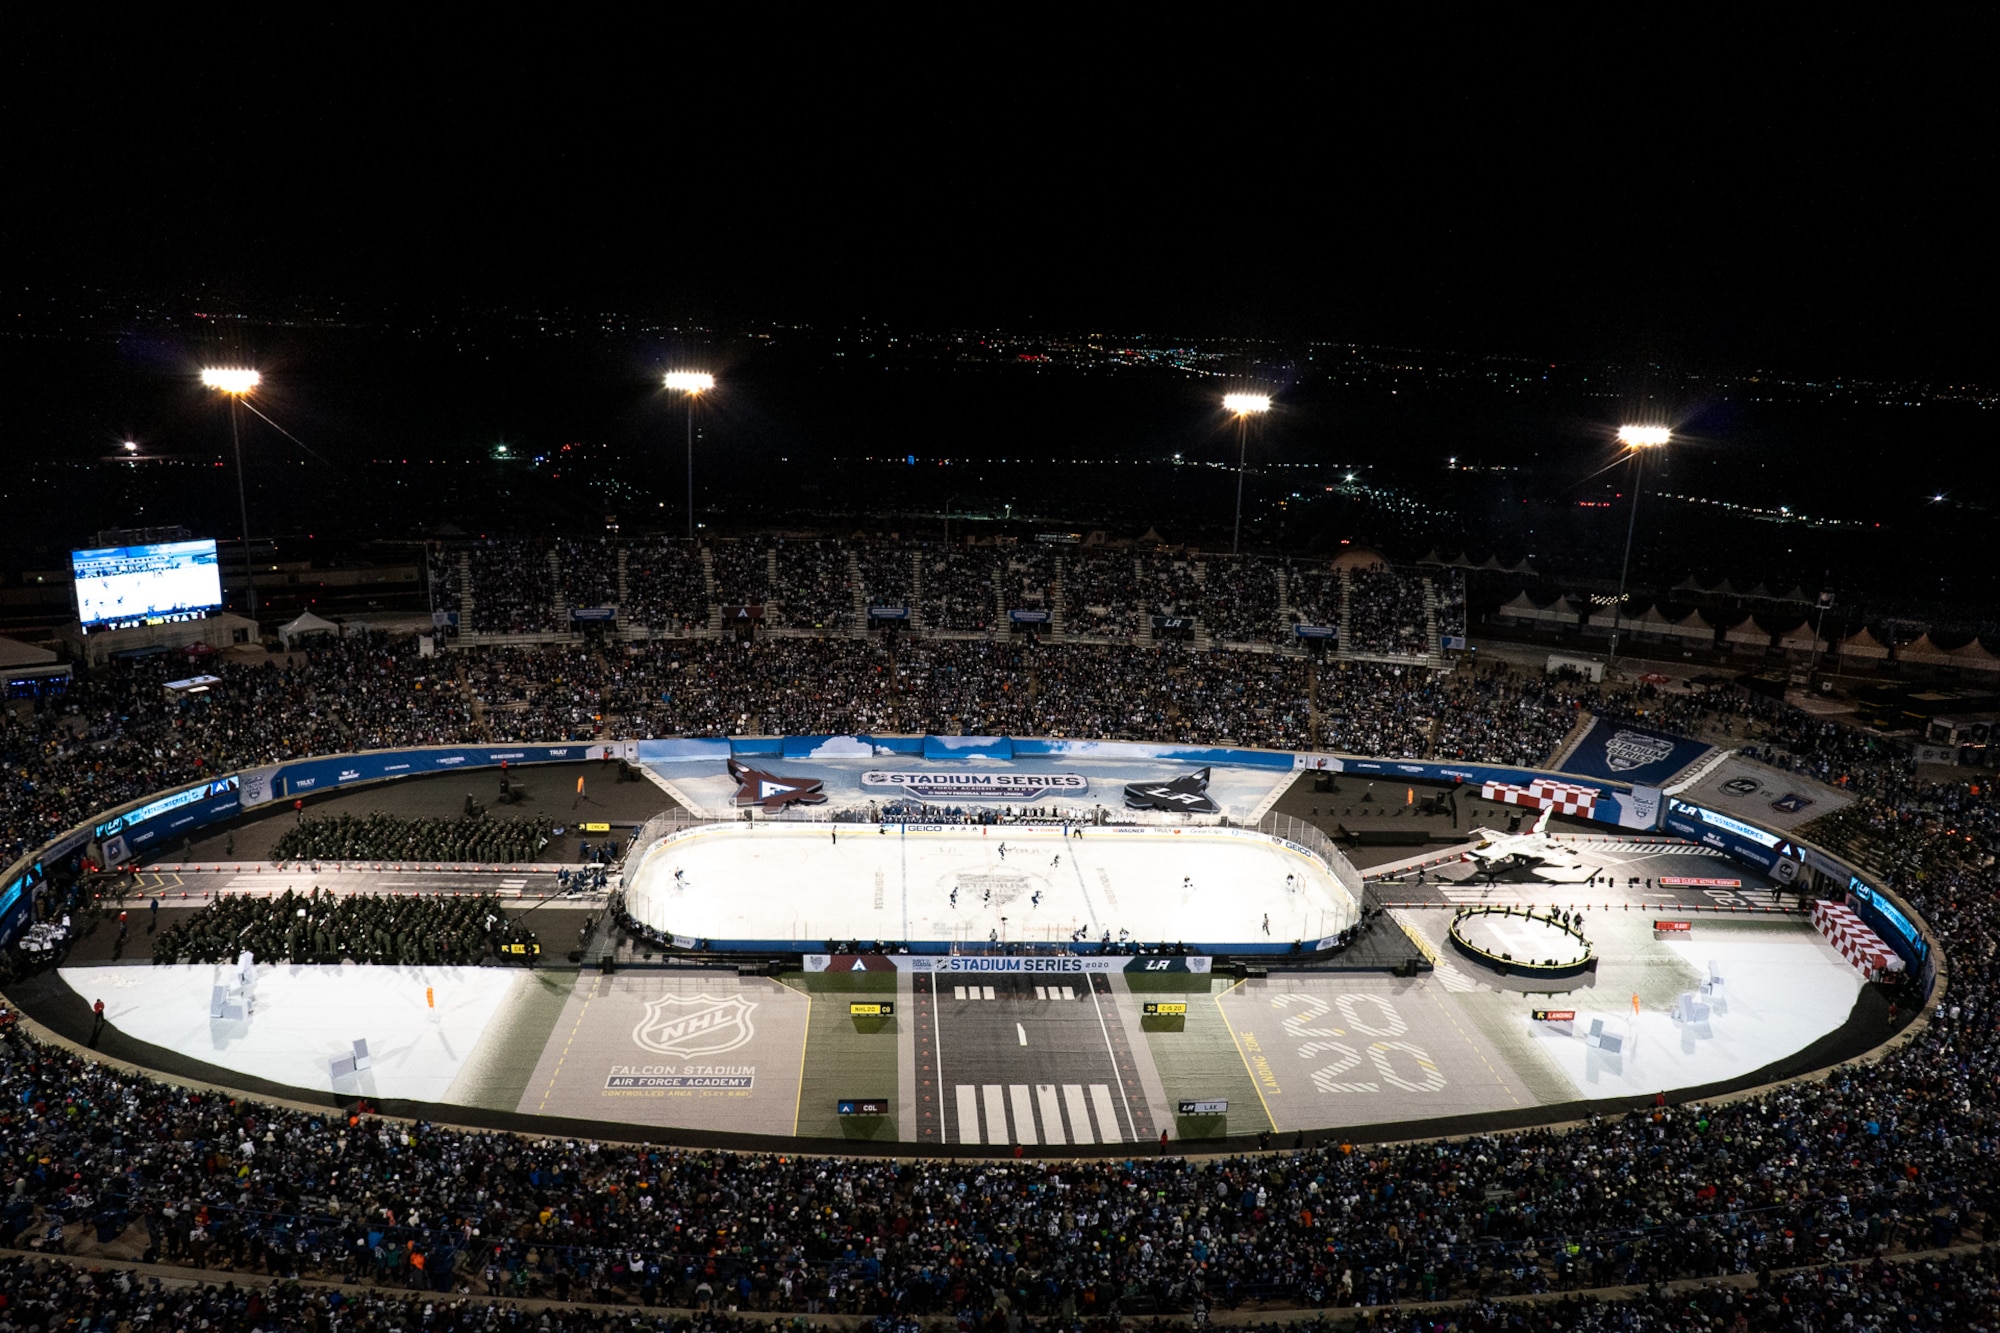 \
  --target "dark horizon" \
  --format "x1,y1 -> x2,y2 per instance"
4,17 -> 1993,384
